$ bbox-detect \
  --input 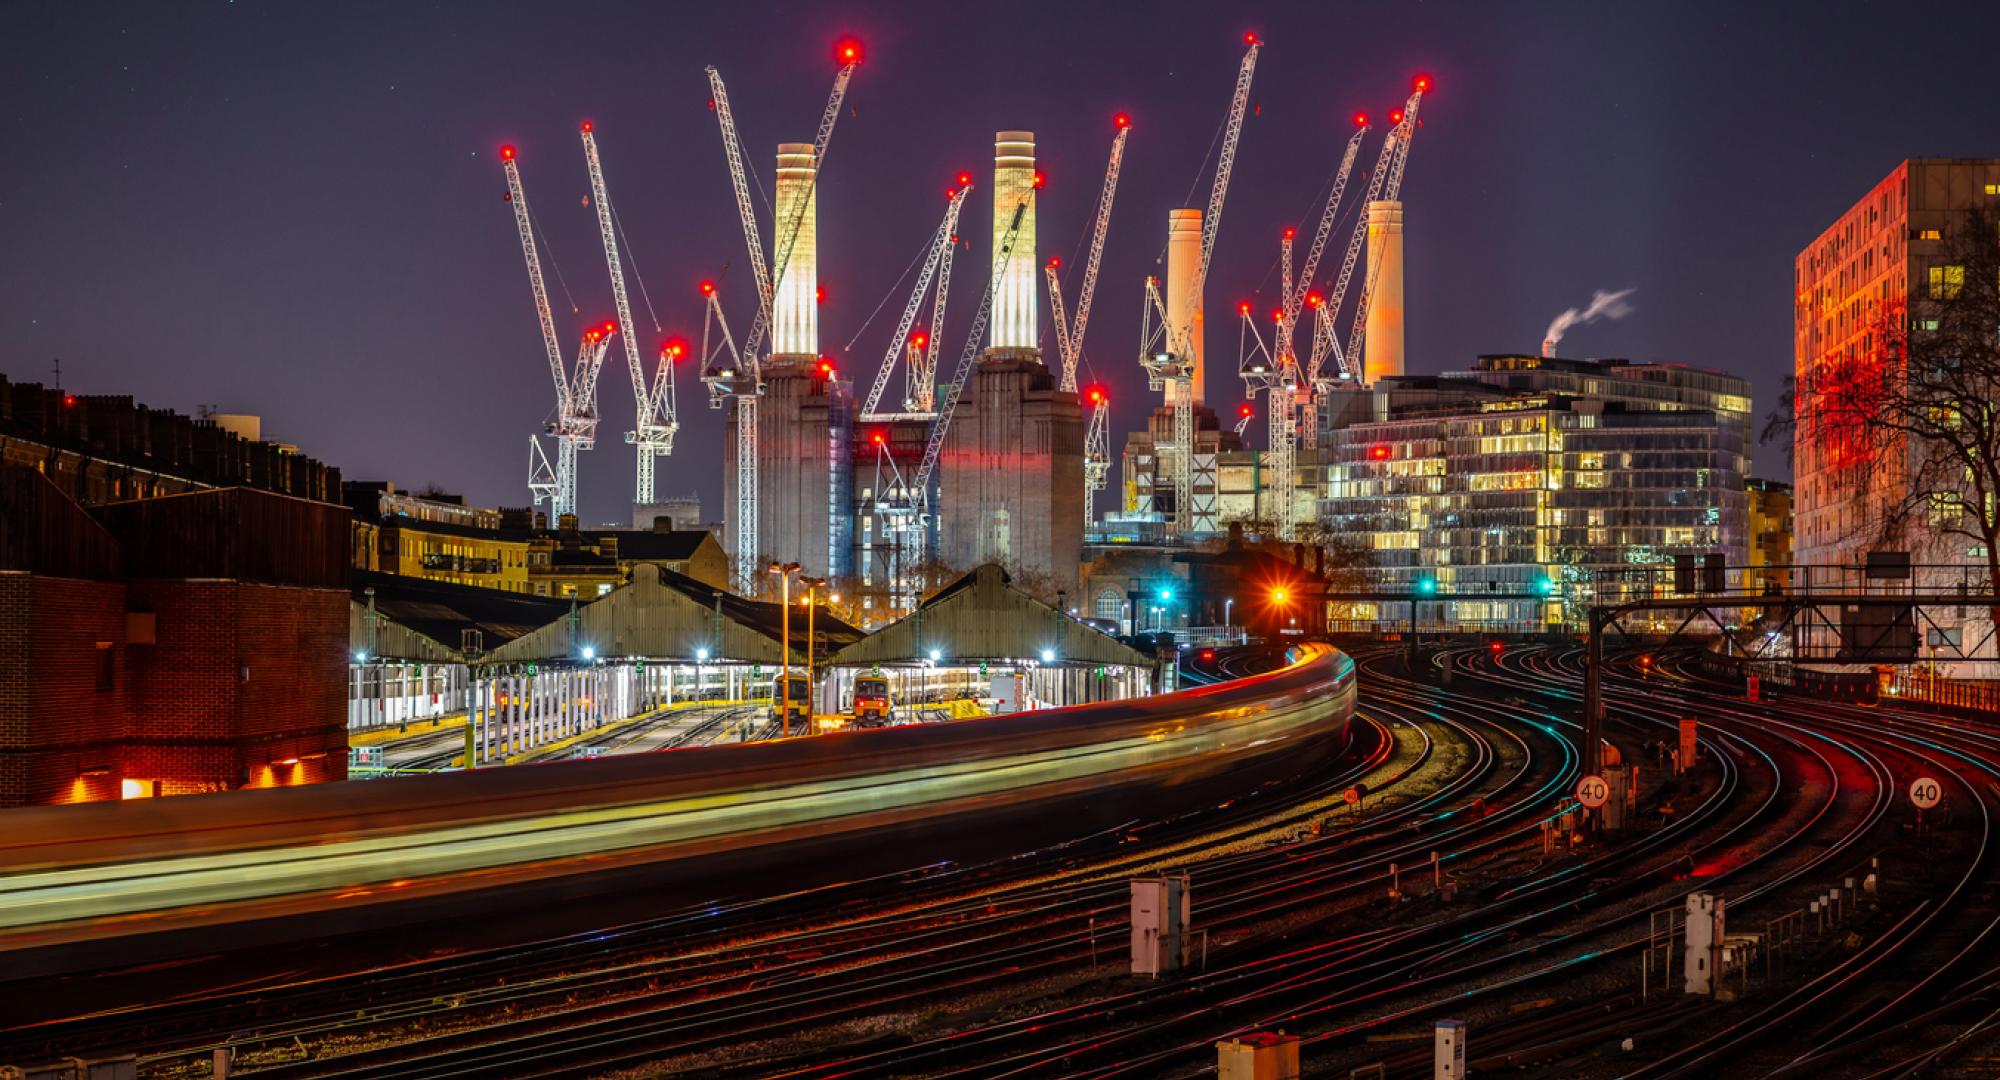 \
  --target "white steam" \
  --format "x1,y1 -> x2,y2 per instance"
1542,288 -> 1637,354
